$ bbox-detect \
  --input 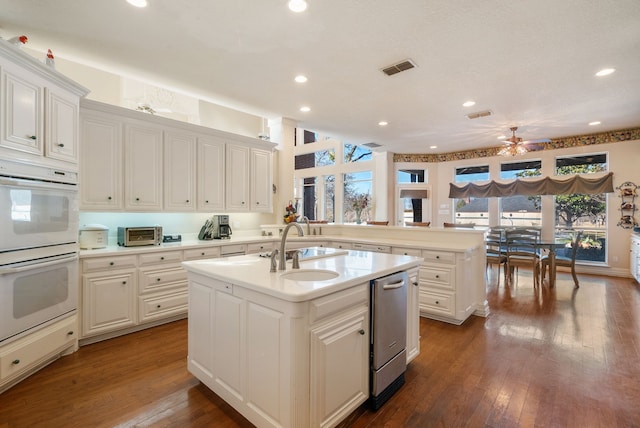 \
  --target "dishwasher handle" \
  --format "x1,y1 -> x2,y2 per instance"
382,279 -> 405,290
